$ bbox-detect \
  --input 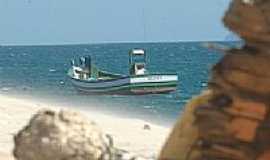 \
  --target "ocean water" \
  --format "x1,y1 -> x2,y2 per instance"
0,42 -> 233,126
